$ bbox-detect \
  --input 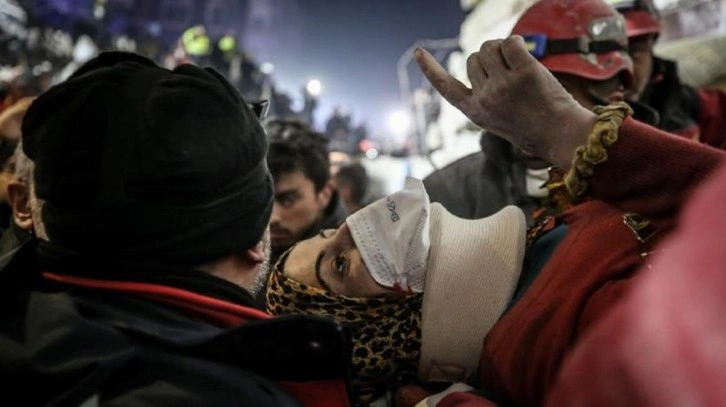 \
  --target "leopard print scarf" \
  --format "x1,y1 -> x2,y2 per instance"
267,264 -> 422,404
